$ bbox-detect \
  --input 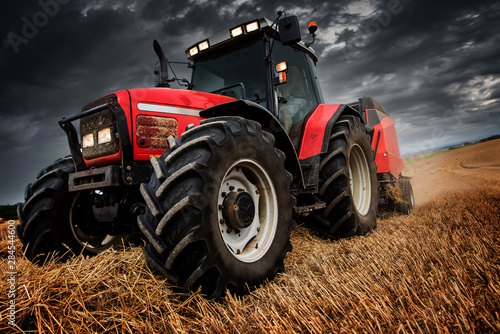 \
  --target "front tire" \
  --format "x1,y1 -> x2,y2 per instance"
17,157 -> 136,263
138,117 -> 295,298
308,115 -> 378,238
